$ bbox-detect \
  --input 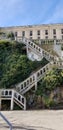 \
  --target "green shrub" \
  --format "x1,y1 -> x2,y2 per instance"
0,41 -> 48,88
